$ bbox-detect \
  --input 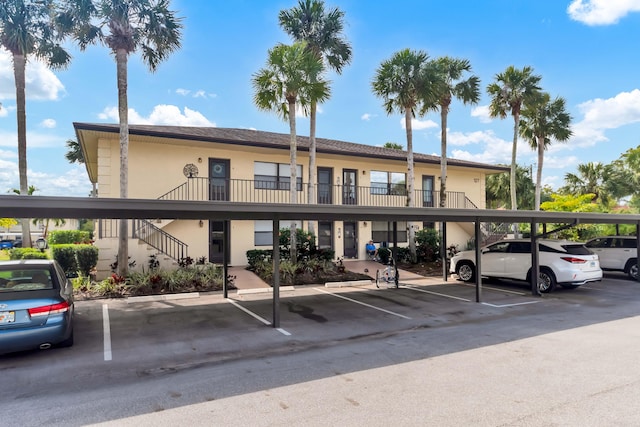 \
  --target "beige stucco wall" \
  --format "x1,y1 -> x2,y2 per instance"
93,135 -> 491,269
